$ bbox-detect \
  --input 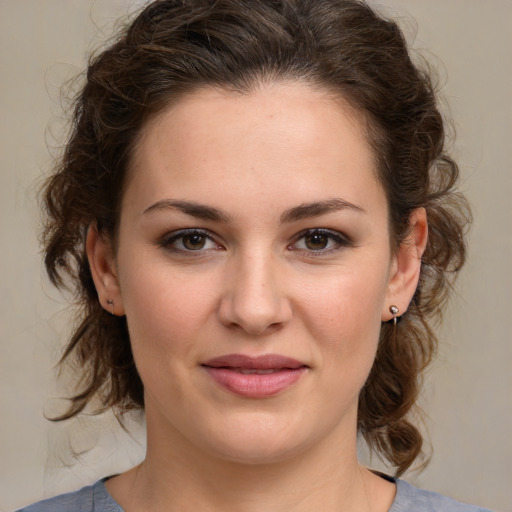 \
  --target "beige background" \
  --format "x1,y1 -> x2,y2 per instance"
1,1 -> 510,510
